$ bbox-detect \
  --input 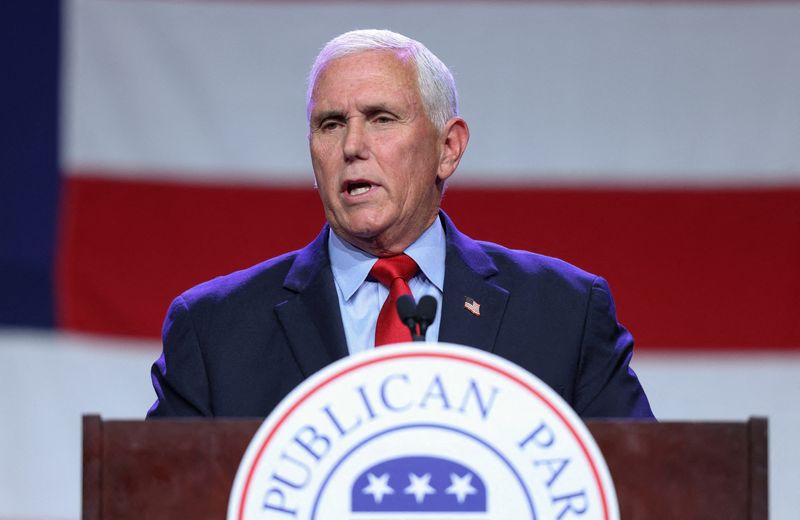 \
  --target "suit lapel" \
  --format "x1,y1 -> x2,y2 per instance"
273,215 -> 509,371
438,213 -> 509,354
275,226 -> 349,378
